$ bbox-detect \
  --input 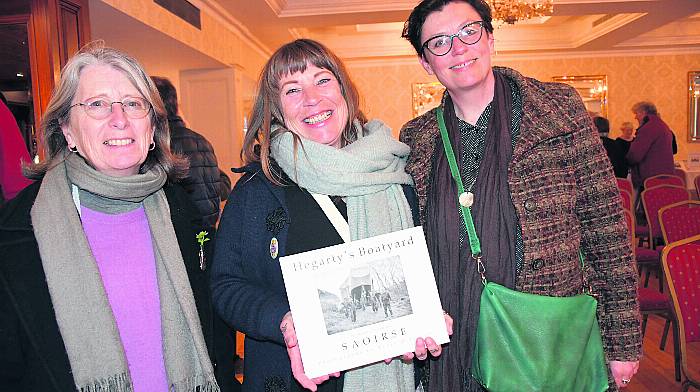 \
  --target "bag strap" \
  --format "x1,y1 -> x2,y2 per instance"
310,193 -> 351,243
436,108 -> 587,288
